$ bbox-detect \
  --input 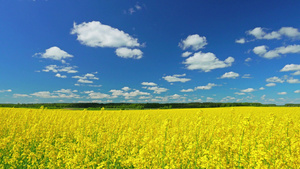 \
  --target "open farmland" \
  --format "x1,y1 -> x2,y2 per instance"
1,107 -> 300,168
